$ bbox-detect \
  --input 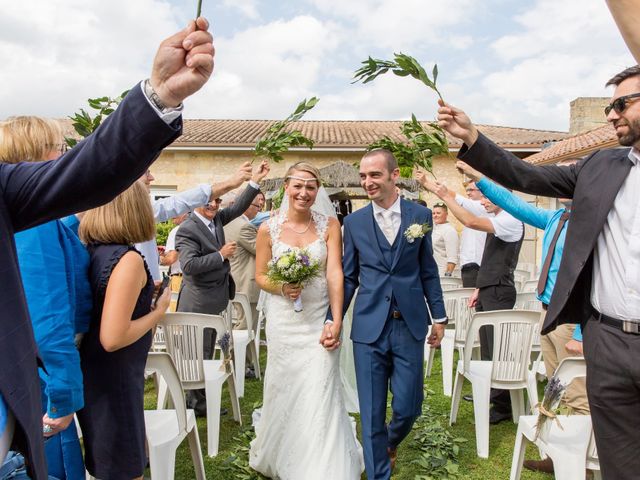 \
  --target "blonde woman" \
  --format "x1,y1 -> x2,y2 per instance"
249,162 -> 363,479
77,182 -> 170,480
